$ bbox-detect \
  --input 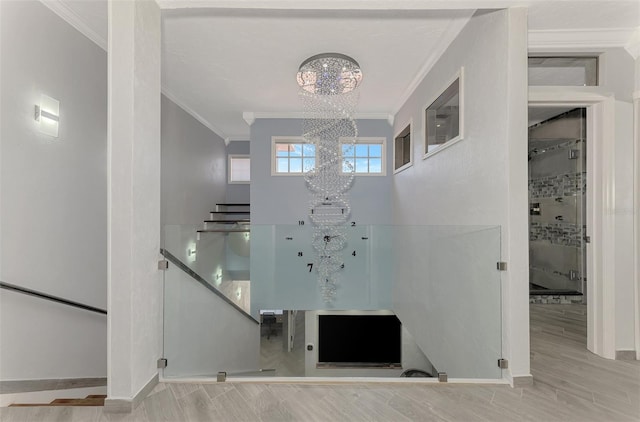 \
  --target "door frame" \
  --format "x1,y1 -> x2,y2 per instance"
529,87 -> 616,359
